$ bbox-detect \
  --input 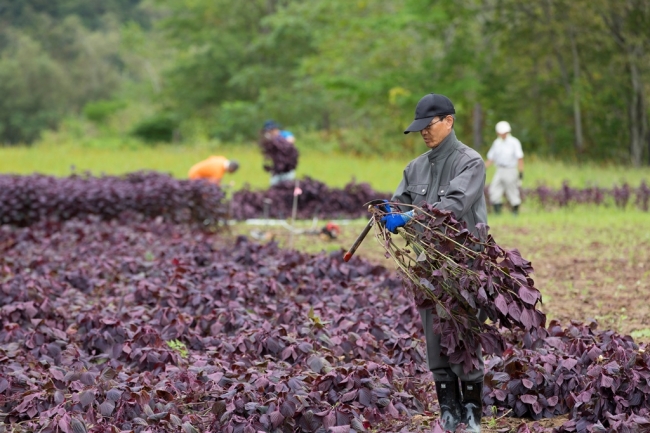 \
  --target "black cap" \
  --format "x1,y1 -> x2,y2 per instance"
263,120 -> 280,131
228,160 -> 240,172
404,94 -> 455,134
